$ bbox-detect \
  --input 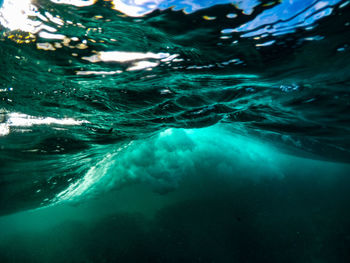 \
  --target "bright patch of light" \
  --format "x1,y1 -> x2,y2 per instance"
36,42 -> 56,51
160,128 -> 173,137
81,50 -> 177,71
111,0 -> 170,17
0,123 -> 10,136
39,31 -> 66,40
0,112 -> 89,136
0,0 -> 39,32
256,40 -> 276,47
83,51 -> 170,63
7,113 -> 89,126
232,0 -> 342,38
50,0 -> 96,7
44,11 -> 64,26
111,0 -> 259,17
127,61 -> 159,71
0,0 -> 63,36
76,70 -> 123,75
